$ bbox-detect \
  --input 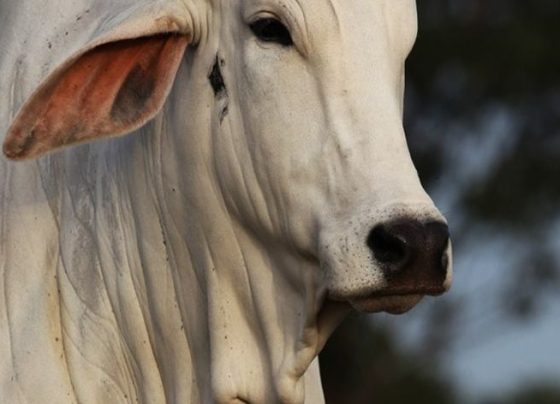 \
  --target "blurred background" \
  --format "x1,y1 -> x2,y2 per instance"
319,0 -> 560,403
